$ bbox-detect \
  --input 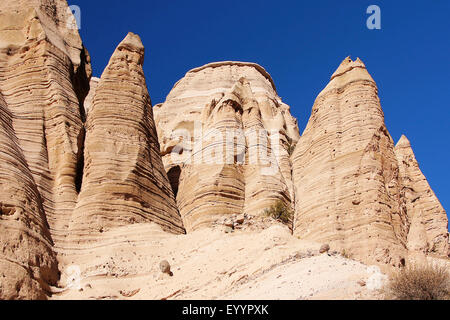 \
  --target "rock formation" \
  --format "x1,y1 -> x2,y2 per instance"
0,0 -> 91,248
0,91 -> 58,299
395,135 -> 449,255
291,57 -> 405,265
154,62 -> 300,231
0,0 -> 448,300
70,32 -> 184,240
0,0 -> 89,299
291,57 -> 448,265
